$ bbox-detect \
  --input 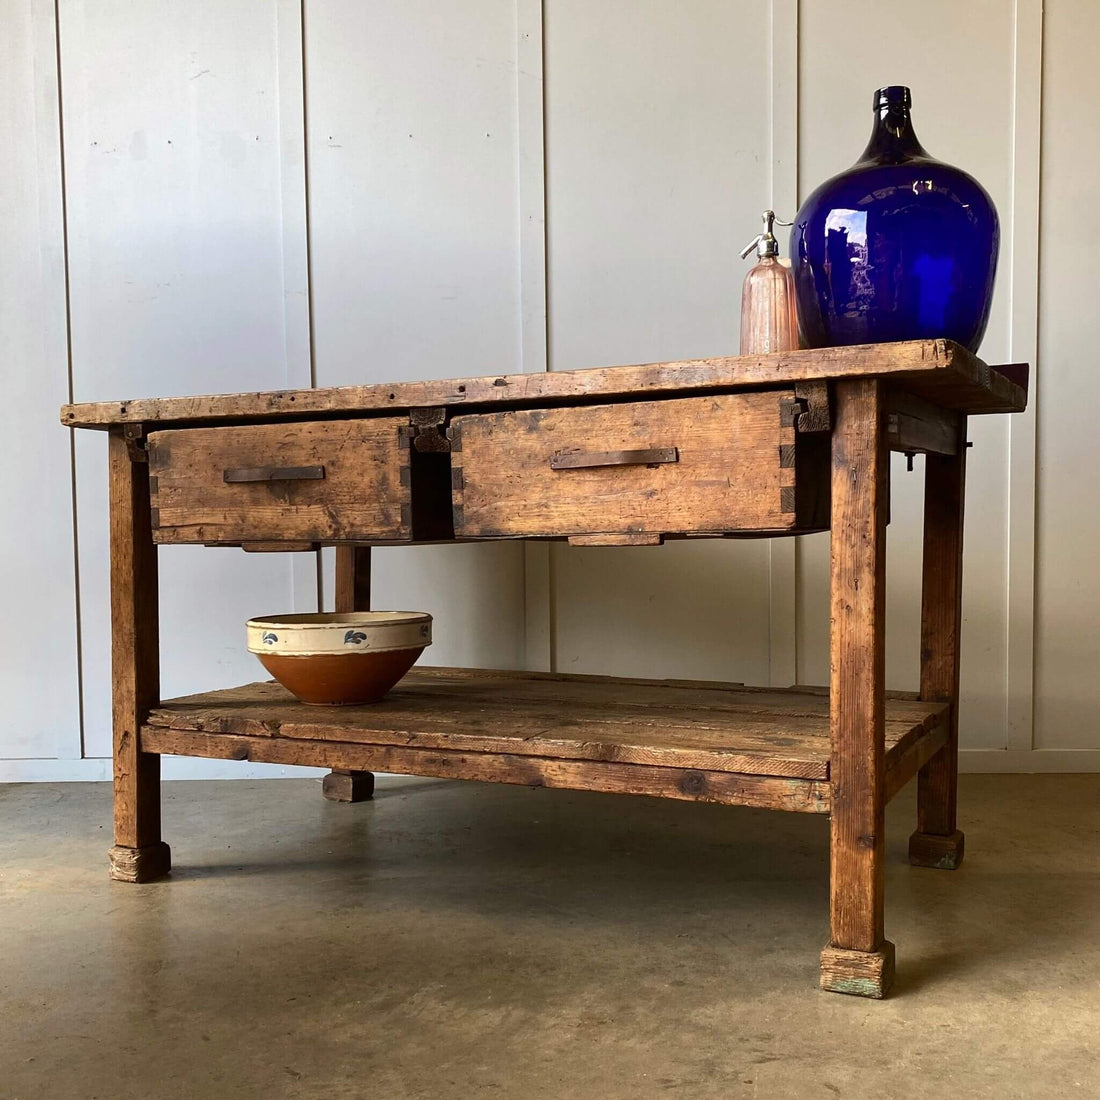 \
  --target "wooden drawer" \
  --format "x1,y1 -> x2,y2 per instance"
147,420 -> 415,545
449,391 -> 829,540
